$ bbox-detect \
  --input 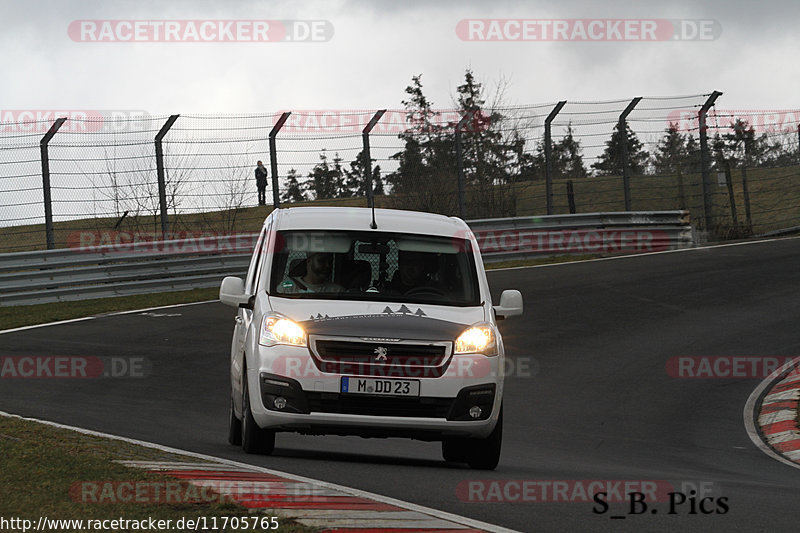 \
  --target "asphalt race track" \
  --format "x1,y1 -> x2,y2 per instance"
3,237 -> 800,532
